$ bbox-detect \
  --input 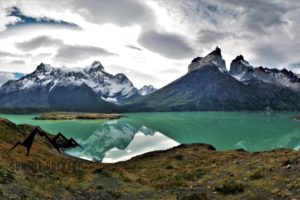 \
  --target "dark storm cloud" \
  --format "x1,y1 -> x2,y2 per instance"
15,36 -> 63,51
54,45 -> 118,62
230,0 -> 288,34
197,30 -> 231,45
138,30 -> 194,59
6,7 -> 80,30
72,0 -> 155,27
3,0 -> 300,75
250,44 -> 289,67
177,0 -> 291,37
157,0 -> 300,67
215,0 -> 300,68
